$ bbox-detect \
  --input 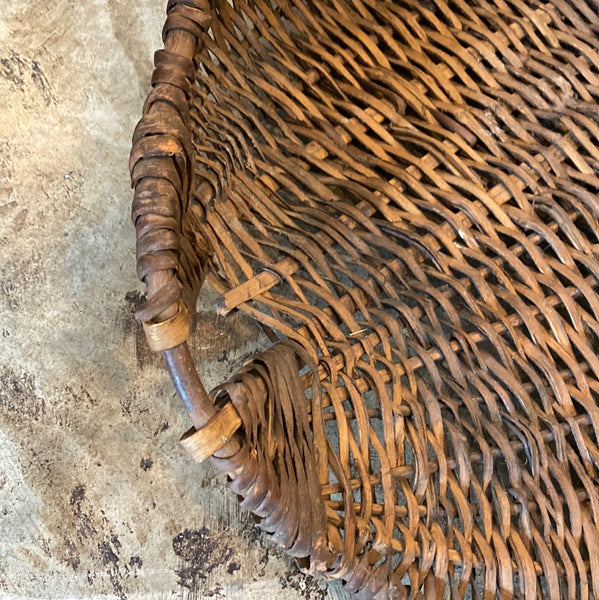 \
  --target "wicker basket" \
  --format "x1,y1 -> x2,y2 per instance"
130,1 -> 599,598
